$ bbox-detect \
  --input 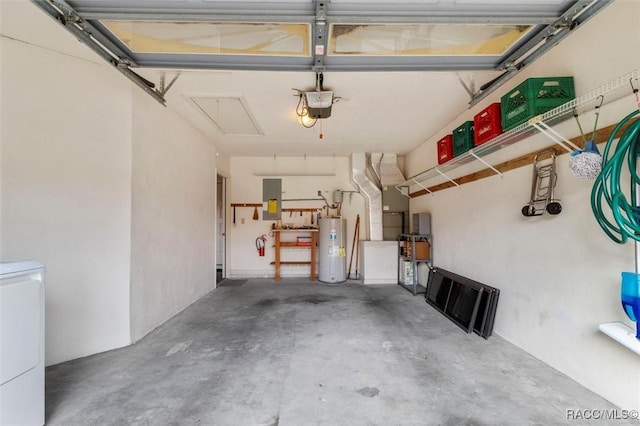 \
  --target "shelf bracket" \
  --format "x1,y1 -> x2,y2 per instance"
530,119 -> 582,153
159,72 -> 181,96
412,178 -> 432,194
435,168 -> 460,187
30,0 -> 167,106
469,152 -> 503,177
457,74 -> 477,102
395,185 -> 412,198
